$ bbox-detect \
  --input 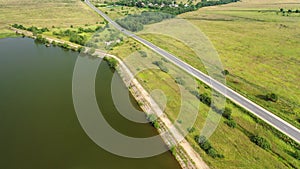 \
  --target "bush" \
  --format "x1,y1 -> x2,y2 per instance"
147,114 -> 160,128
152,60 -> 169,73
153,121 -> 160,129
221,69 -> 230,76
189,90 -> 212,106
12,24 -> 26,30
175,77 -> 185,86
88,48 -> 96,55
35,35 -> 48,44
51,41 -> 57,46
170,146 -> 176,156
207,148 -> 218,158
77,46 -> 85,53
293,150 -> 300,160
225,119 -> 237,128
103,57 -> 118,69
266,93 -> 278,102
187,127 -> 195,133
250,135 -> 271,150
222,107 -> 232,120
138,50 -> 147,57
200,140 -> 212,151
194,135 -> 224,158
69,34 -> 87,46
62,43 -> 69,49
